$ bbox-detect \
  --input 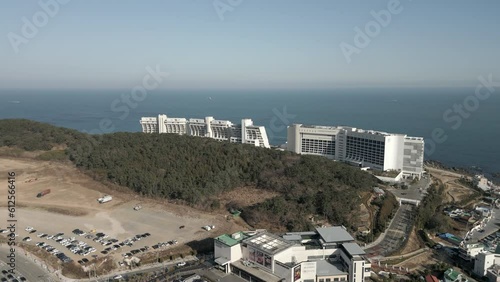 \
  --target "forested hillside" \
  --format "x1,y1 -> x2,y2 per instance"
0,119 -> 84,150
0,119 -> 379,231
